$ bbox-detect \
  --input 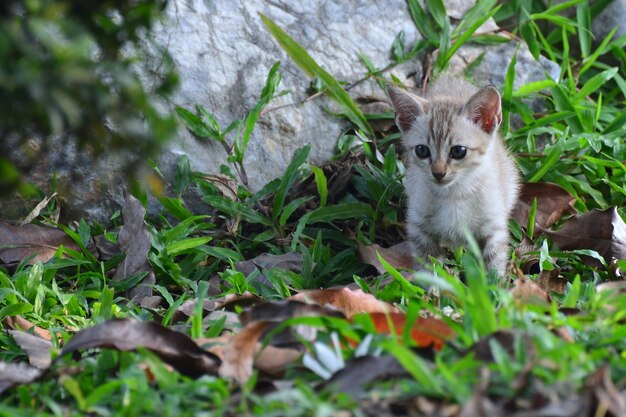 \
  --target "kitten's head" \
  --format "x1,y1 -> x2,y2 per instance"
387,84 -> 502,188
